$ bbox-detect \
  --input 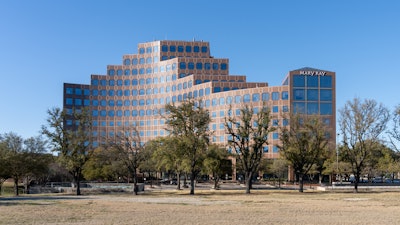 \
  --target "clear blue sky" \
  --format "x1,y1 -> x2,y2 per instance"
1,0 -> 399,139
